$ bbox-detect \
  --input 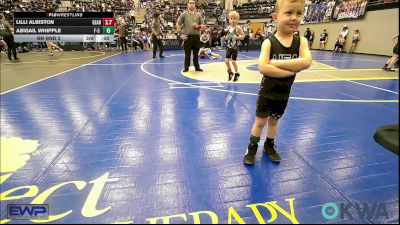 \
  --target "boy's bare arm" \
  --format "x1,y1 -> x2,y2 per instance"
258,39 -> 296,78
237,26 -> 245,40
392,34 -> 399,42
269,37 -> 313,72
176,23 -> 182,31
